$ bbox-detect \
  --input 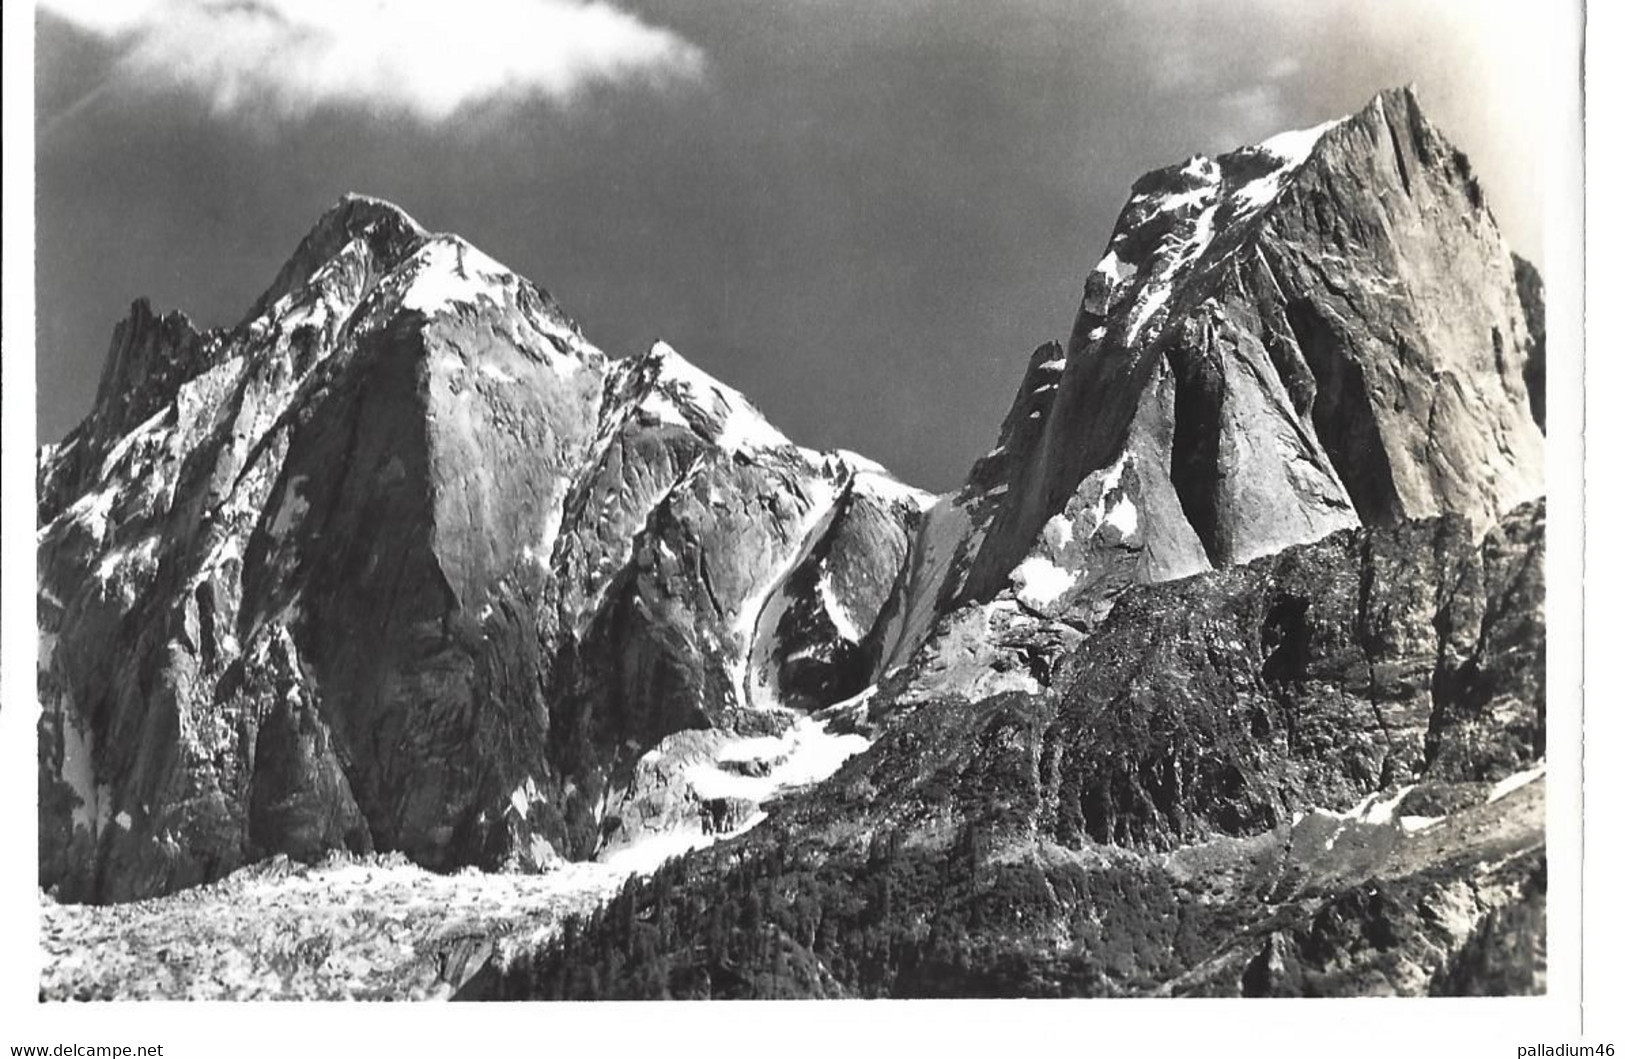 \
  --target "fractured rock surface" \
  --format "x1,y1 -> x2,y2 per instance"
38,197 -> 927,902
485,502 -> 1545,999
38,85 -> 1547,1002
932,88 -> 1542,630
